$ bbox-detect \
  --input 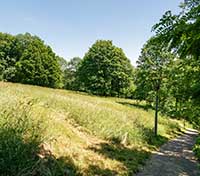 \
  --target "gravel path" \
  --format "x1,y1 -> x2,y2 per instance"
136,129 -> 200,176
